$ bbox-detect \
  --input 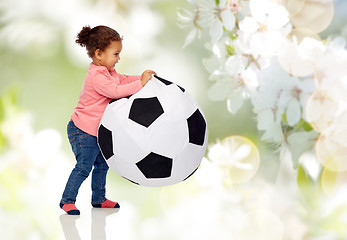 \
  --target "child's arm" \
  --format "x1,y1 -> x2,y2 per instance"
118,70 -> 156,86
92,69 -> 143,99
118,74 -> 141,85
